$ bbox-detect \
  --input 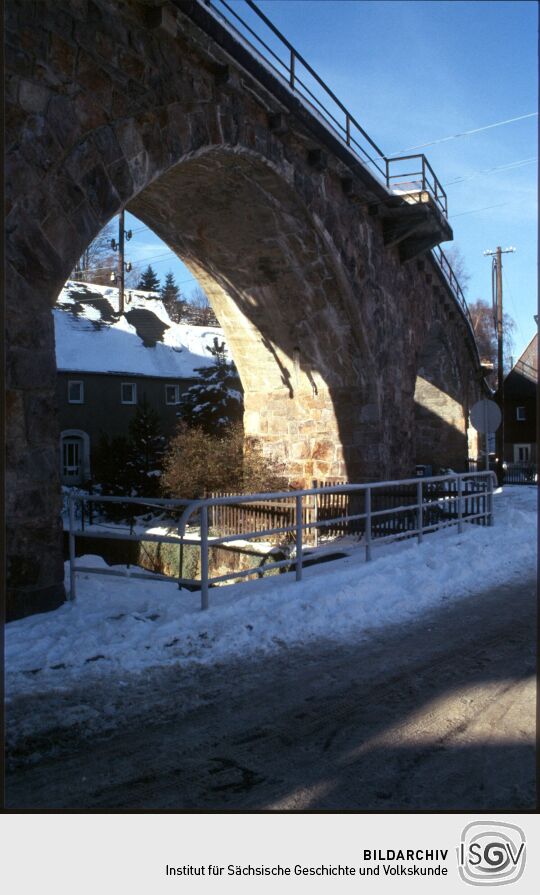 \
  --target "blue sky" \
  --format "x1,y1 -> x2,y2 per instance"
124,0 -> 537,359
